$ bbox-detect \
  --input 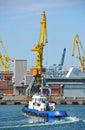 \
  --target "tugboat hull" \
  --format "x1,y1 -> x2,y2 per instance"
22,106 -> 68,118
